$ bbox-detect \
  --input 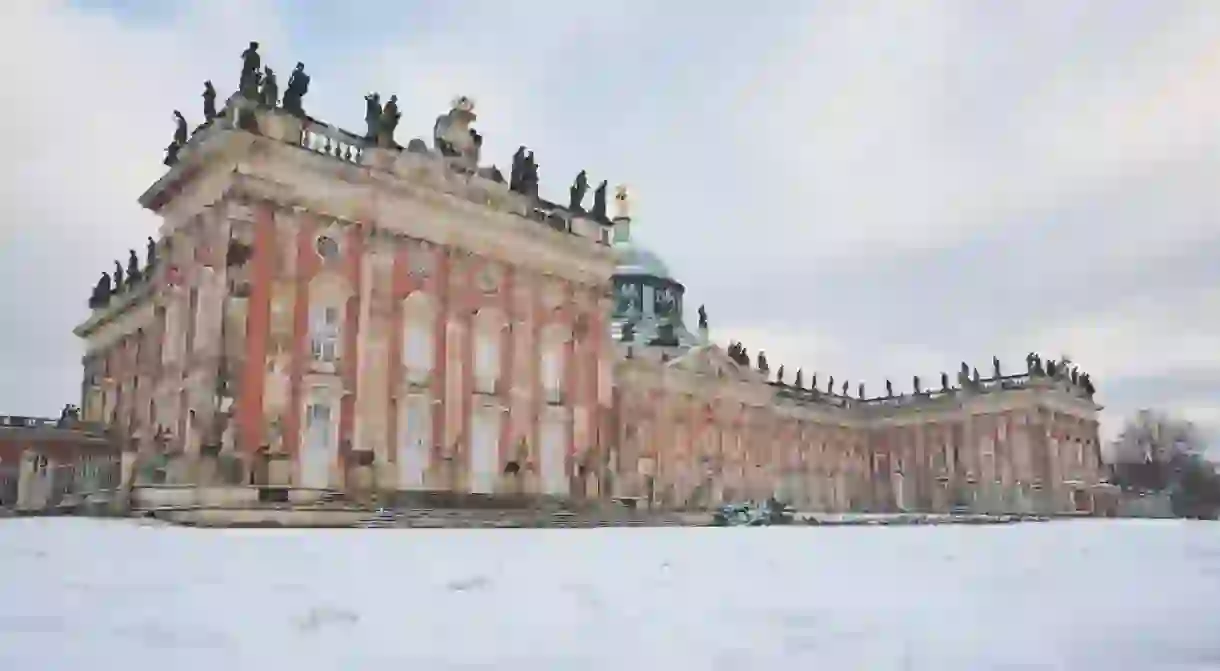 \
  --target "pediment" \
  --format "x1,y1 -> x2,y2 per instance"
666,344 -> 763,383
